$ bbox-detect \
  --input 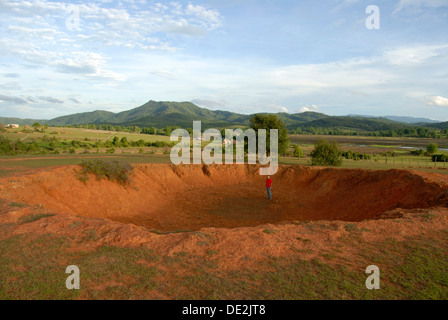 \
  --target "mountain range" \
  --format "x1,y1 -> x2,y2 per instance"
0,100 -> 446,131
